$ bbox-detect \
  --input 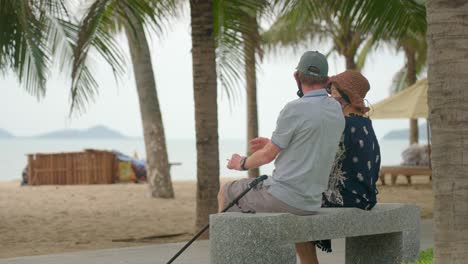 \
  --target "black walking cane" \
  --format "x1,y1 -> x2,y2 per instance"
166,175 -> 268,264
